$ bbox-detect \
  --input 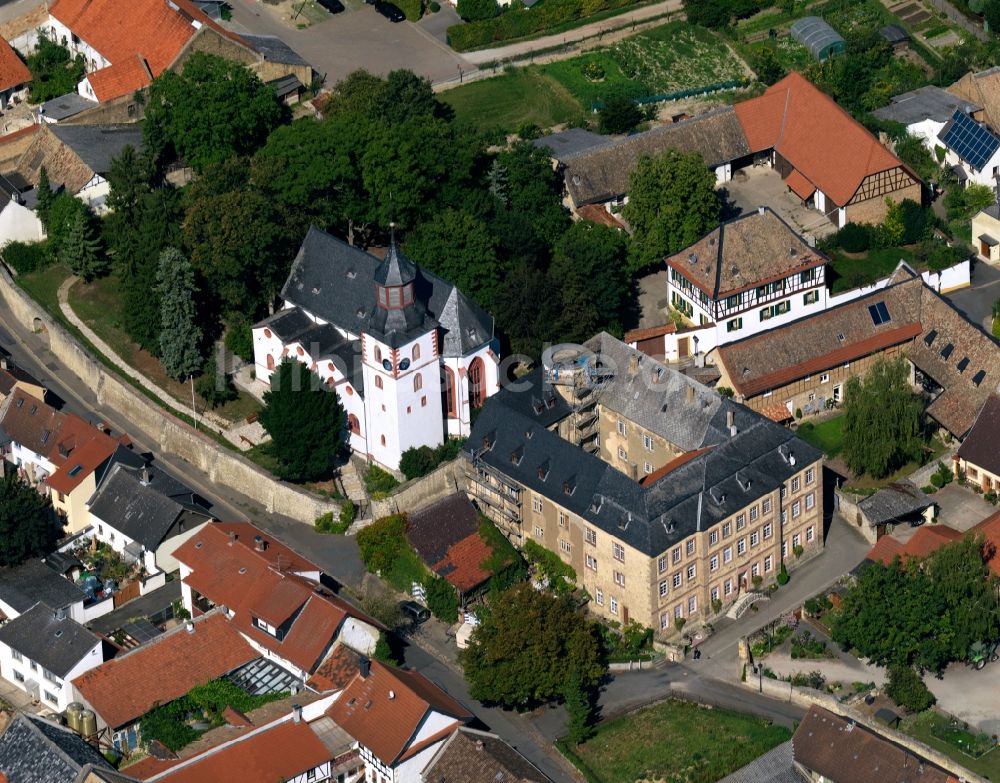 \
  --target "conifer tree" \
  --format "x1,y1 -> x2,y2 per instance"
156,247 -> 203,380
